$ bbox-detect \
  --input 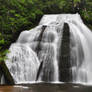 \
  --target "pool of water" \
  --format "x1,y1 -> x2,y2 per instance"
0,83 -> 92,92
